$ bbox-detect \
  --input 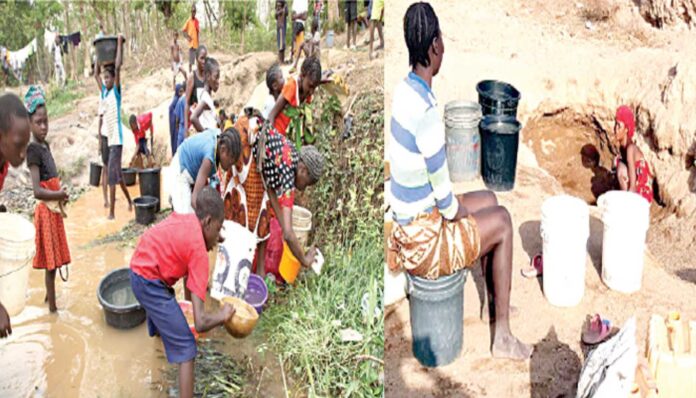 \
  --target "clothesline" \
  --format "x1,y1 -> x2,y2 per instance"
1,30 -> 82,81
